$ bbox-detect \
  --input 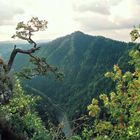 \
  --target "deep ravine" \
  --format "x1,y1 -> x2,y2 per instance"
25,85 -> 73,138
